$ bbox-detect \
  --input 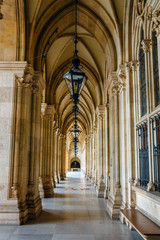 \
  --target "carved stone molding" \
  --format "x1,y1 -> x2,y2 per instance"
136,0 -> 148,17
152,10 -> 160,36
96,105 -> 105,120
131,61 -> 139,72
16,76 -> 33,89
141,39 -> 152,53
